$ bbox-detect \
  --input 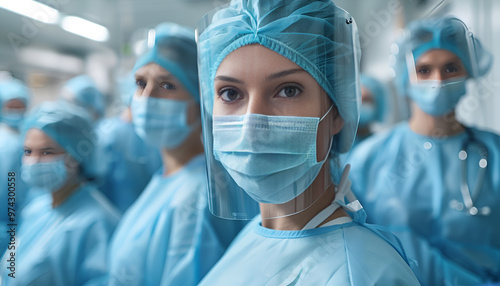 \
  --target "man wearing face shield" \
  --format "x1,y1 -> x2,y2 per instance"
196,0 -> 420,284
349,17 -> 500,285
